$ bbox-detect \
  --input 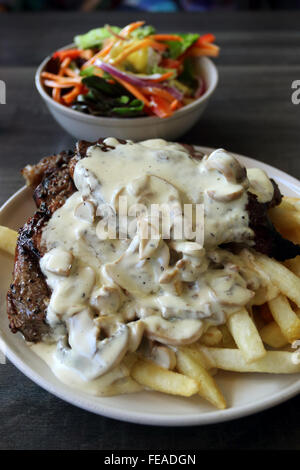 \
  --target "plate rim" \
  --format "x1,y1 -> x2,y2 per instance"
1,146 -> 300,427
